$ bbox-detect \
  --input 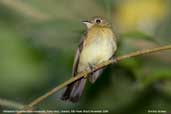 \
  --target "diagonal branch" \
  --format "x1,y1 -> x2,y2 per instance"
16,45 -> 171,114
